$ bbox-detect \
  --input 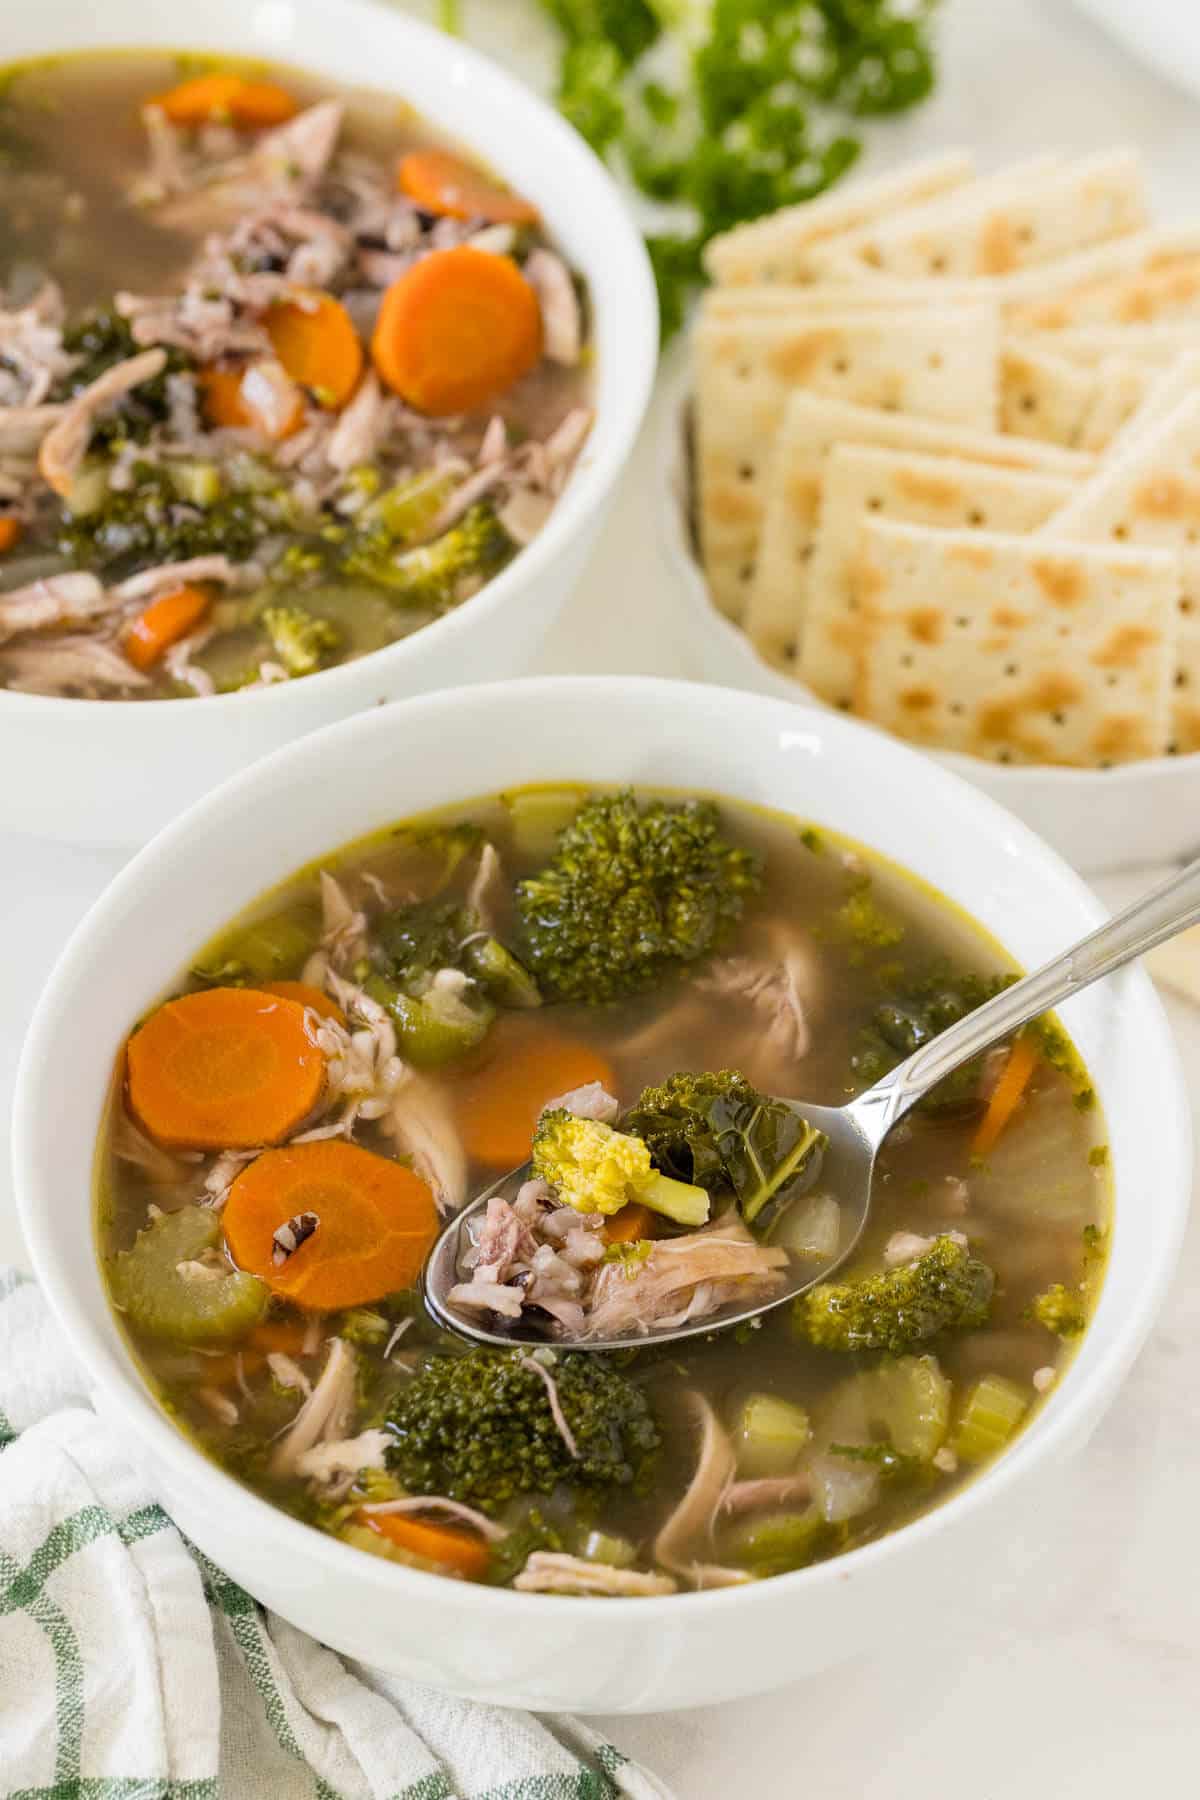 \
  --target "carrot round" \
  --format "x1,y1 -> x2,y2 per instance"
150,73 -> 296,128
265,294 -> 364,410
397,149 -> 539,226
0,516 -> 22,554
359,1510 -> 490,1579
126,987 -> 325,1151
257,981 -> 346,1026
603,1202 -> 657,1246
371,246 -> 542,416
222,1140 -> 438,1309
454,1022 -> 616,1169
199,364 -> 304,439
124,584 -> 212,672
972,1034 -> 1040,1156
